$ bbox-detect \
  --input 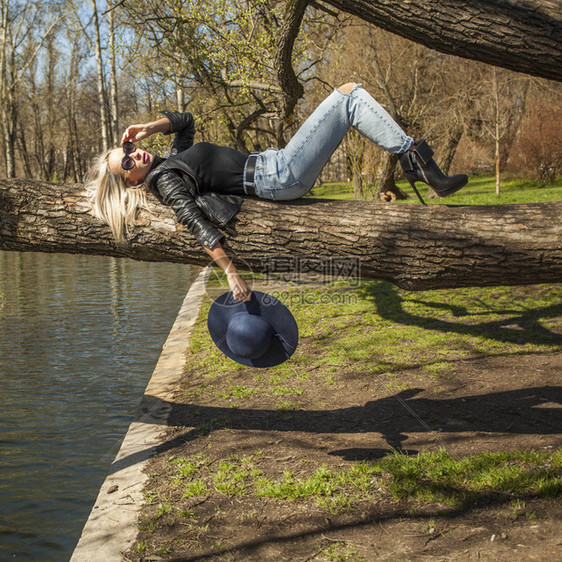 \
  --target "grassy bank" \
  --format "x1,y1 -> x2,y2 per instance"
308,175 -> 562,204
128,275 -> 562,560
